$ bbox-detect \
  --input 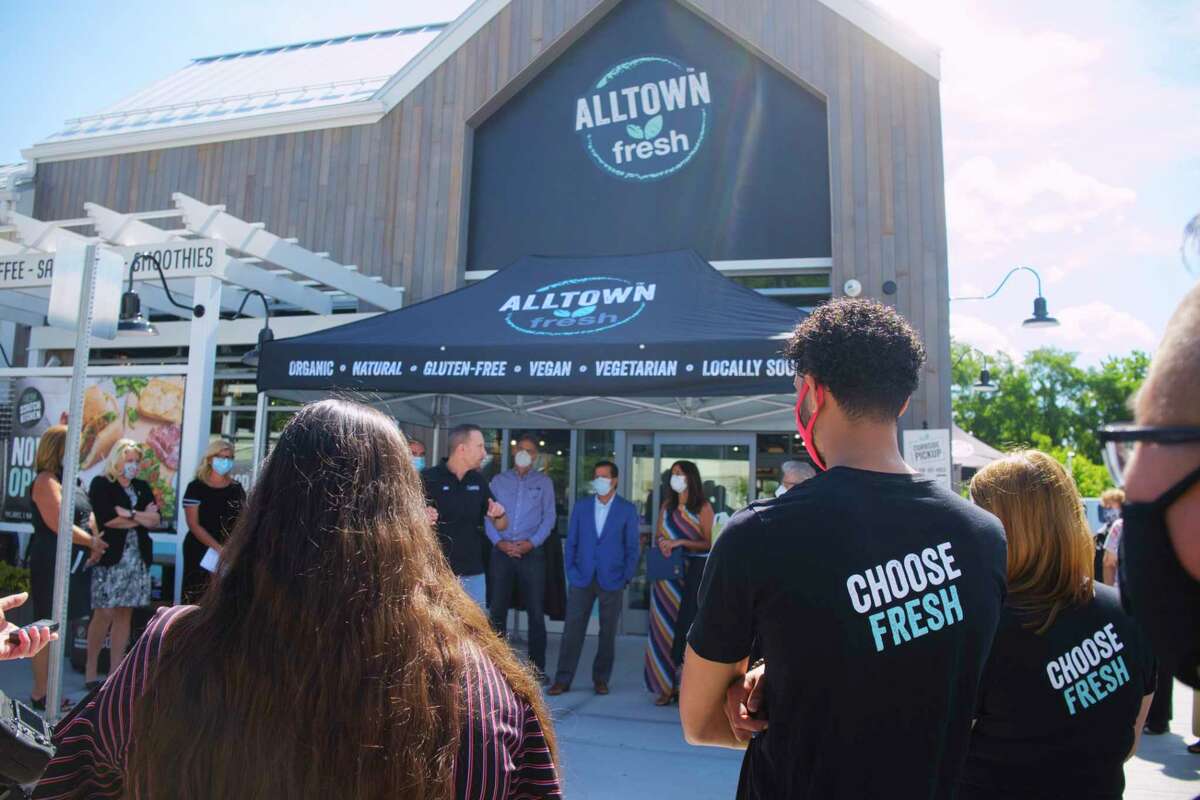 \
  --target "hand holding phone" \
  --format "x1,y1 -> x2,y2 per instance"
7,621 -> 59,645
